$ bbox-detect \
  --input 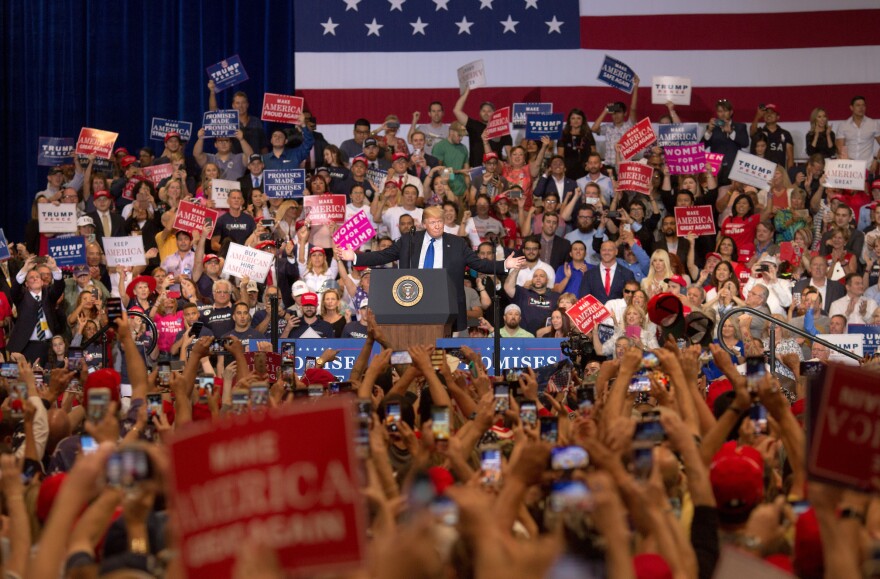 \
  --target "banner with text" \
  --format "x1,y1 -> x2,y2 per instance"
37,203 -> 78,233
597,55 -> 635,93
332,211 -> 376,251
0,229 -> 9,261
512,103 -> 552,129
261,93 -> 304,124
656,124 -> 700,148
243,351 -> 282,382
824,159 -> 867,191
202,110 -> 240,138
75,128 -> 118,159
525,113 -> 564,140
103,236 -> 146,267
651,76 -> 692,105
485,107 -> 511,140
303,195 -> 347,225
457,59 -> 486,93
222,242 -> 275,283
706,152 -> 724,176
173,200 -> 218,239
37,137 -> 75,166
150,118 -> 193,142
142,164 -> 174,186
728,151 -> 776,189
664,144 -> 707,175
849,324 -> 880,356
206,54 -> 248,92
566,295 -> 612,334
264,169 -> 306,198
210,179 -> 240,209
674,206 -> 716,237
47,236 -> 86,267
617,118 -> 656,161
617,162 -> 654,195
168,401 -> 365,578
817,333 -> 864,366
